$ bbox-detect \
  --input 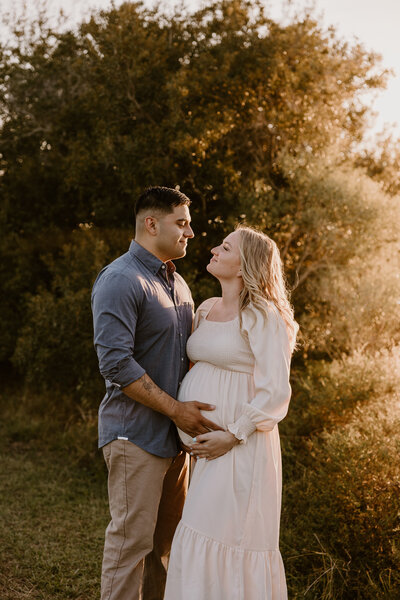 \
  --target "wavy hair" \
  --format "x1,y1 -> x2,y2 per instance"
237,225 -> 298,352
